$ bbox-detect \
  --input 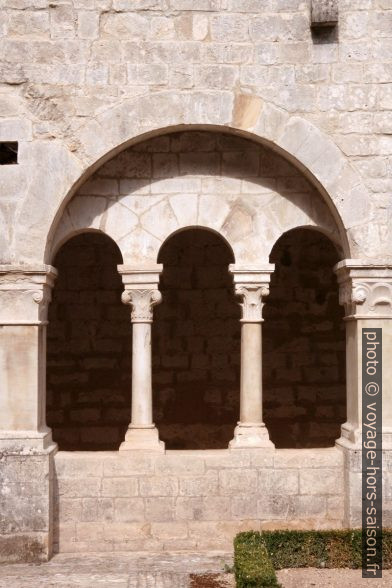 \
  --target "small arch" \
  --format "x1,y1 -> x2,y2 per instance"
268,225 -> 344,261
49,228 -> 115,265
263,227 -> 346,448
46,232 -> 131,450
157,225 -> 236,266
153,228 -> 240,449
